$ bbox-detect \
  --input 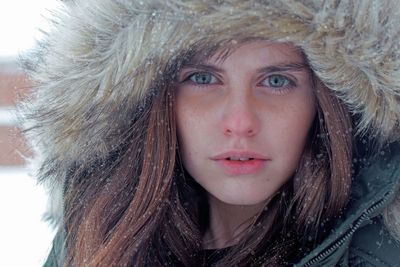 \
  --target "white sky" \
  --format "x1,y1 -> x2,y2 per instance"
0,168 -> 55,266
0,3 -> 60,265
0,0 -> 61,57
